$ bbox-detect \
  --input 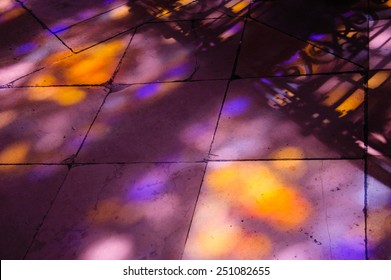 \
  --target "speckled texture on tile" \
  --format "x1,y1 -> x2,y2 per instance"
76,80 -> 227,163
0,87 -> 108,163
184,160 -> 365,259
25,163 -> 205,259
